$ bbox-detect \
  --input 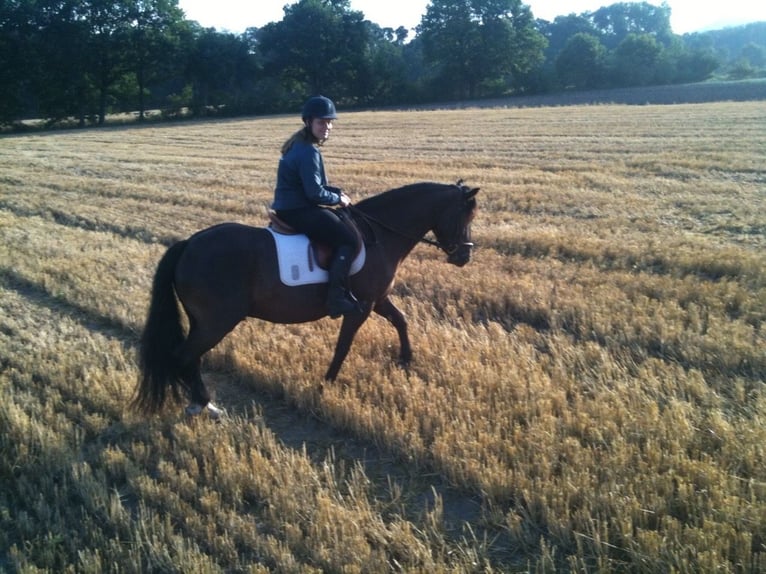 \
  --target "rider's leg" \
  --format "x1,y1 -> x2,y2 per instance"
326,244 -> 358,318
274,207 -> 359,317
